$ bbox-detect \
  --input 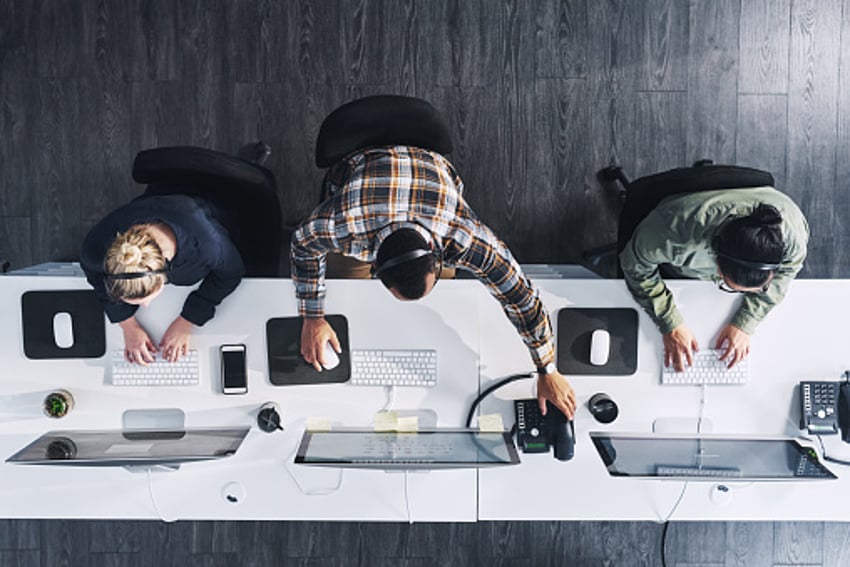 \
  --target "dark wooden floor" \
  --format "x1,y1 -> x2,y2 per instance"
2,0 -> 850,565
